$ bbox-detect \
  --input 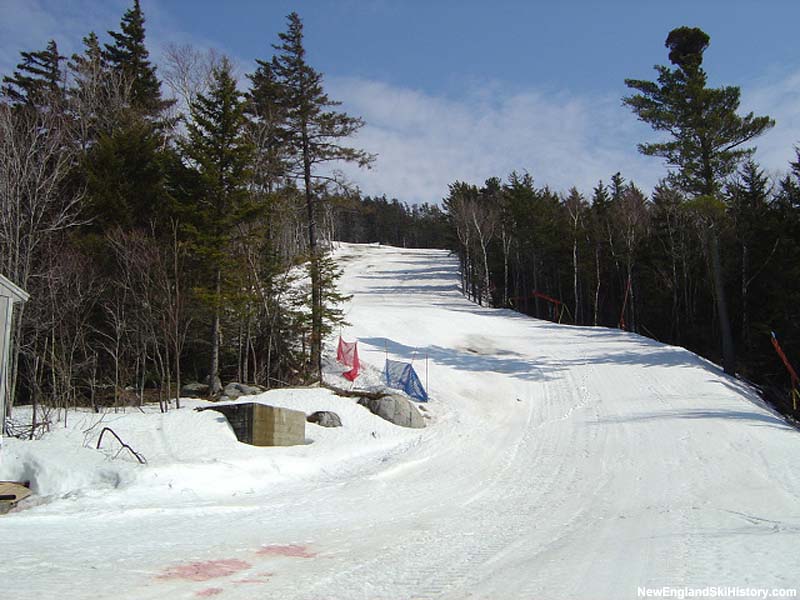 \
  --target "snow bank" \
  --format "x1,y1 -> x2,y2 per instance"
0,386 -> 424,506
1,427 -> 136,498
